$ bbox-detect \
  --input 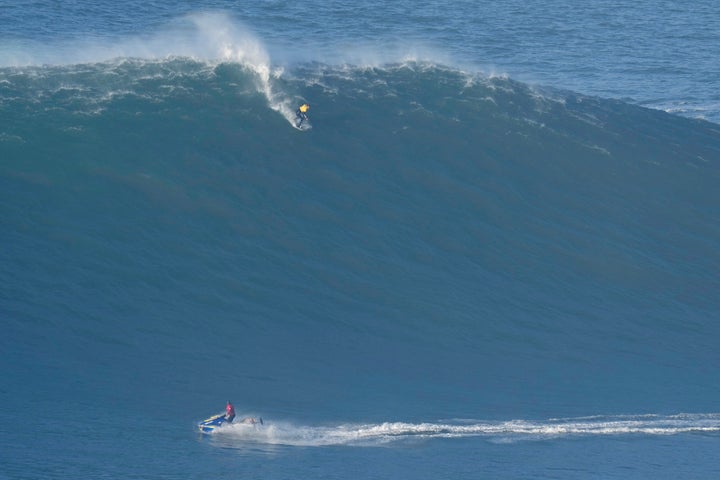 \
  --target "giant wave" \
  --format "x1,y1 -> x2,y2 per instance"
2,15 -> 720,427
